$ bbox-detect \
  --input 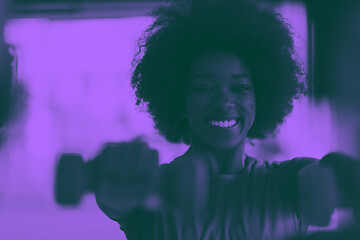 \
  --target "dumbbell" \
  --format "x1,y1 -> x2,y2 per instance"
54,152 -> 210,211
54,153 -> 100,205
54,152 -> 163,206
